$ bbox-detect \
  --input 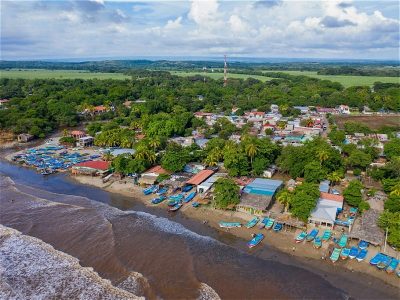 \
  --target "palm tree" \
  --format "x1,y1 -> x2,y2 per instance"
327,171 -> 342,186
277,189 -> 293,212
148,138 -> 160,152
204,153 -> 218,167
62,129 -> 69,137
103,152 -> 114,162
317,148 -> 329,166
245,142 -> 259,166
390,183 -> 400,197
